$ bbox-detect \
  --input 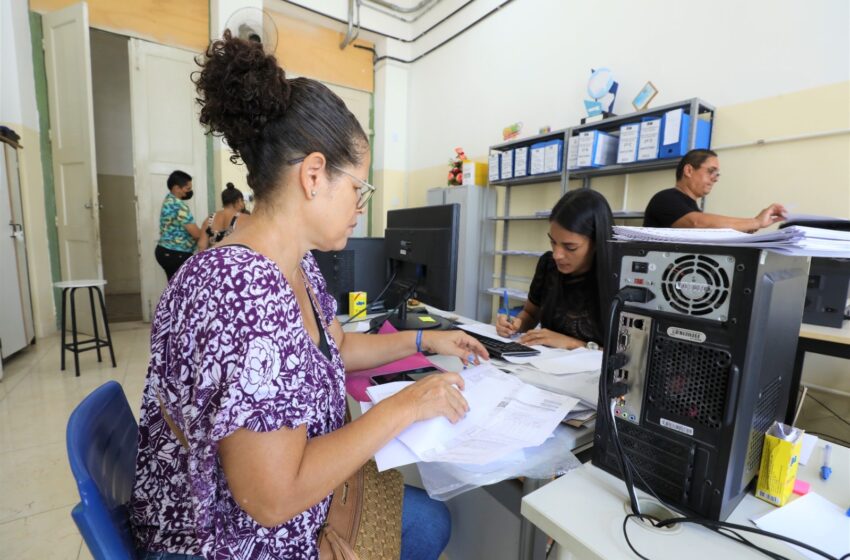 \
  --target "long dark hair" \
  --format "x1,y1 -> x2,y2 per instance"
549,189 -> 614,318
194,30 -> 368,201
